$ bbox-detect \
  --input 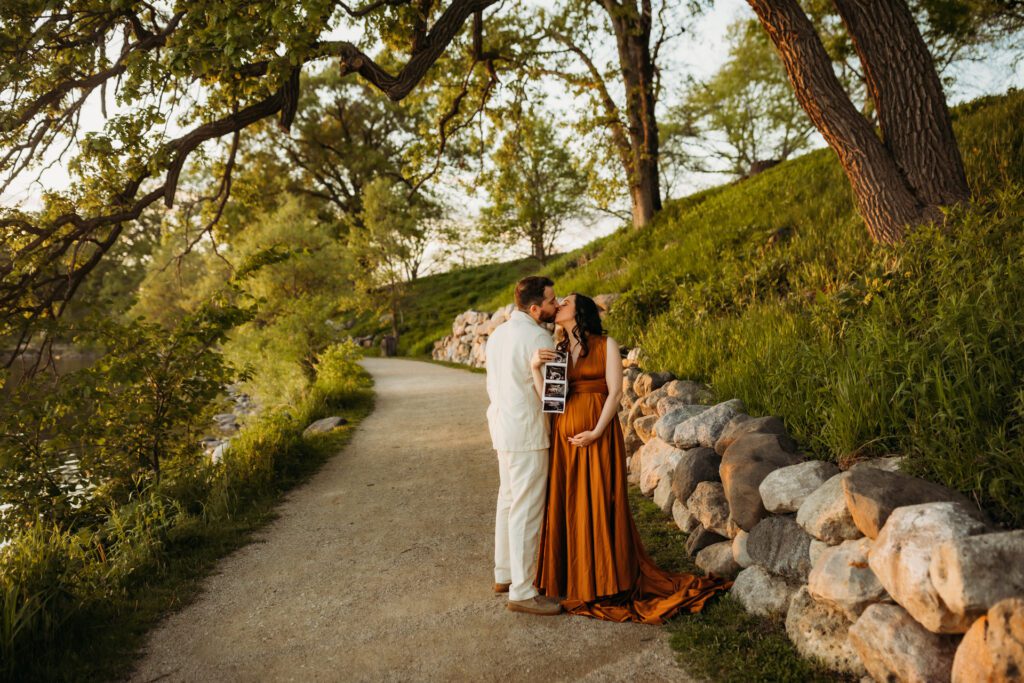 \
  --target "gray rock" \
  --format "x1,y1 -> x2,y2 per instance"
654,405 -> 709,443
796,473 -> 863,545
638,438 -> 682,496
952,598 -> 1024,683
687,481 -> 739,538
731,565 -> 799,617
653,471 -> 677,514
669,447 -> 721,506
809,539 -> 829,568
639,386 -> 669,416
663,379 -> 715,404
696,541 -> 741,579
715,414 -> 795,456
747,516 -> 814,582
732,529 -> 753,568
930,530 -> 1024,623
633,414 -> 659,443
671,399 -> 745,449
672,499 -> 700,533
633,371 -> 675,397
759,460 -> 841,514
720,433 -> 802,531
656,396 -> 690,418
808,538 -> 889,621
869,502 -> 990,634
303,416 -> 348,436
786,587 -> 868,676
686,527 -> 728,558
842,467 -> 980,539
850,604 -> 959,683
